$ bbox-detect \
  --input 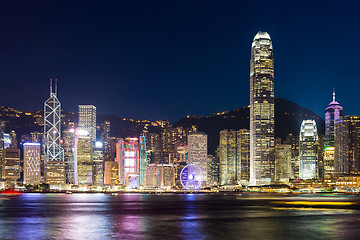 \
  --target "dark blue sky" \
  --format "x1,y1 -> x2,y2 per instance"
0,1 -> 357,123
